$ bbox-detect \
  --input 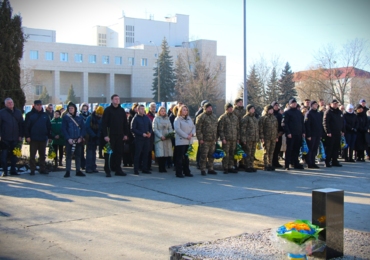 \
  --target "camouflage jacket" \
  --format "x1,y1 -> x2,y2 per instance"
196,111 -> 218,142
217,112 -> 240,141
240,112 -> 259,143
233,106 -> 246,123
259,114 -> 278,141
